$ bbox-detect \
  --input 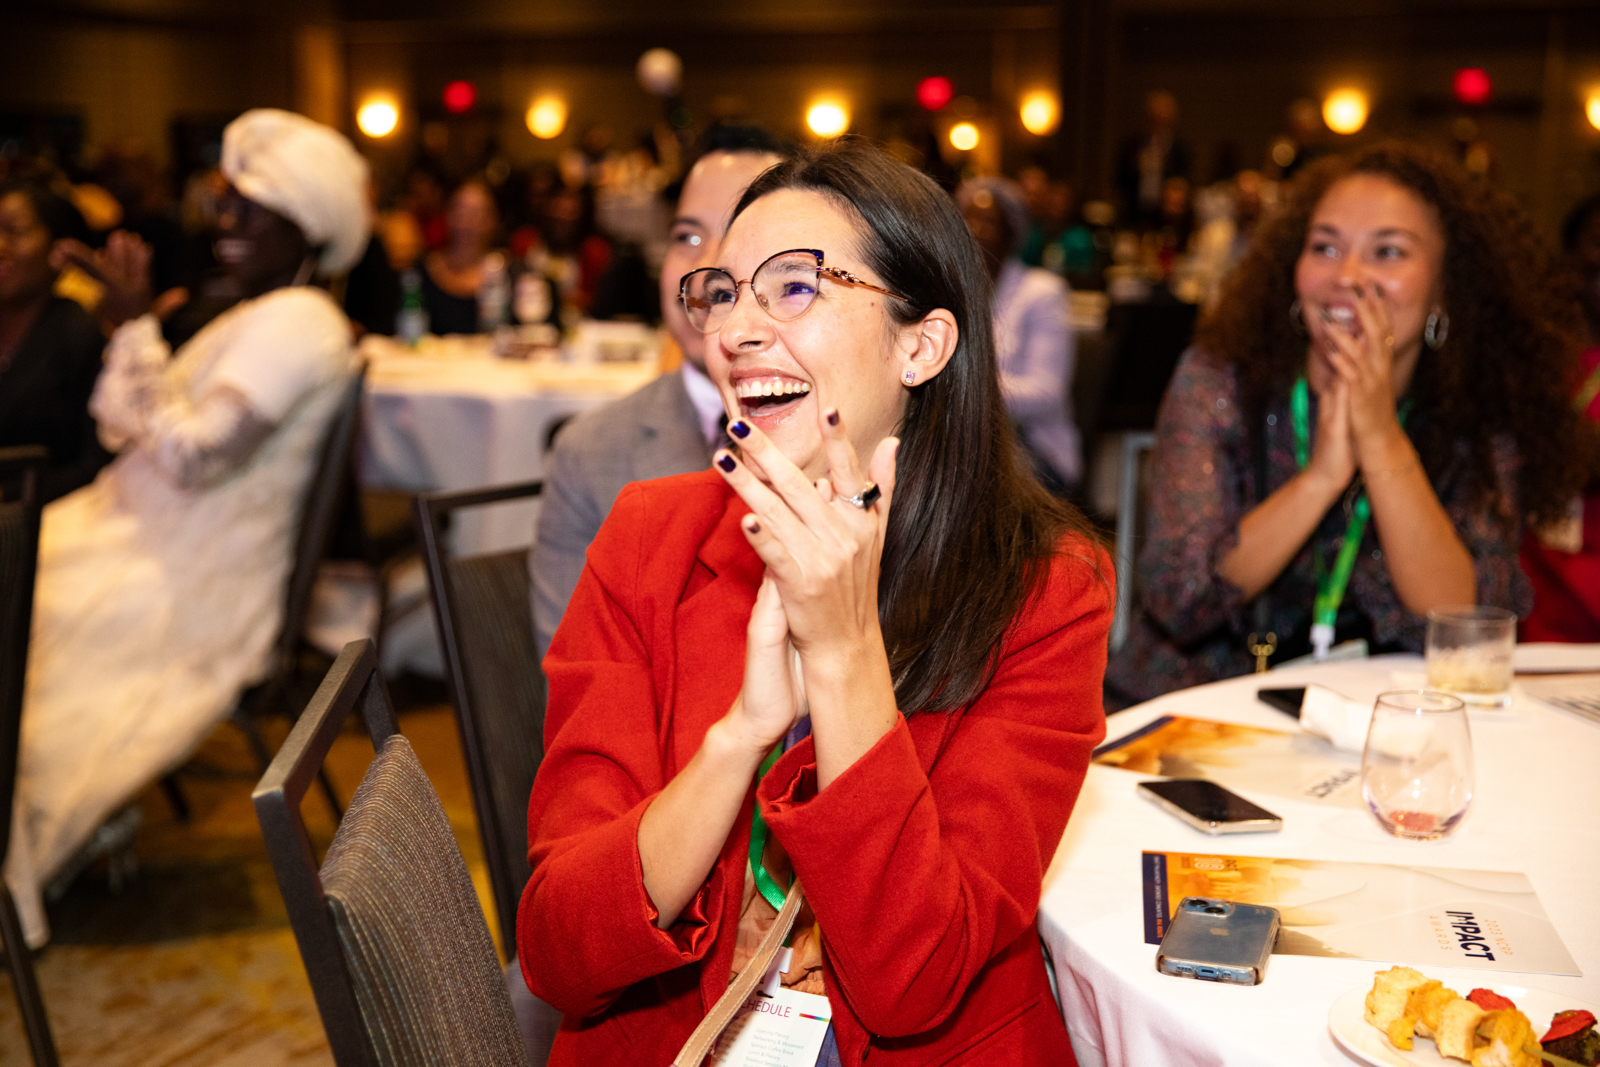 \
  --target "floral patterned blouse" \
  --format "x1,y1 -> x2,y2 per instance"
1104,347 -> 1529,709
